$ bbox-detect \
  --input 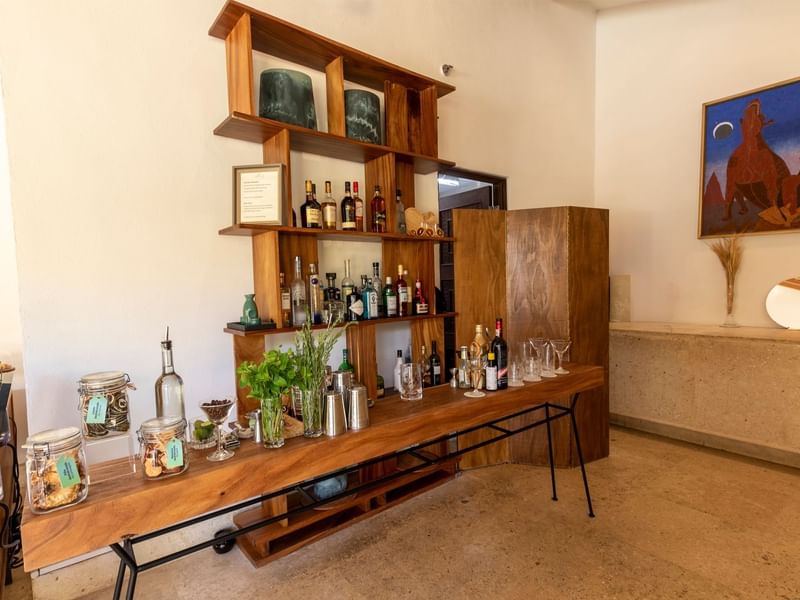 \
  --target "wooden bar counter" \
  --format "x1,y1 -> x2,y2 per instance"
22,364 -> 604,572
